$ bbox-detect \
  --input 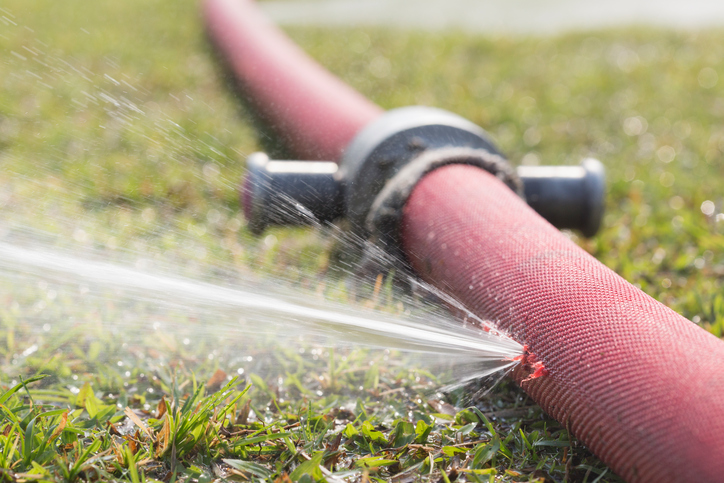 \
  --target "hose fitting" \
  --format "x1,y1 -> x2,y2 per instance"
241,106 -> 606,238
367,146 -> 520,255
